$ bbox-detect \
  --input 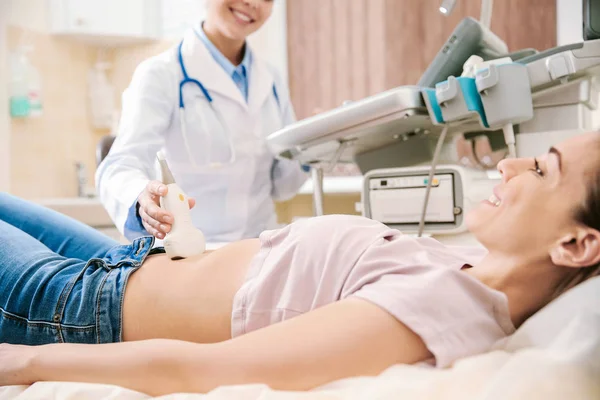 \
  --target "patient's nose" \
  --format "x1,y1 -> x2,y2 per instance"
497,158 -> 530,183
